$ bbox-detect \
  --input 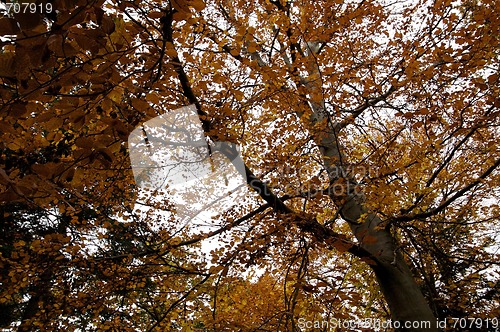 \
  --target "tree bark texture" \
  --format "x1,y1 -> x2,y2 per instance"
316,117 -> 438,331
